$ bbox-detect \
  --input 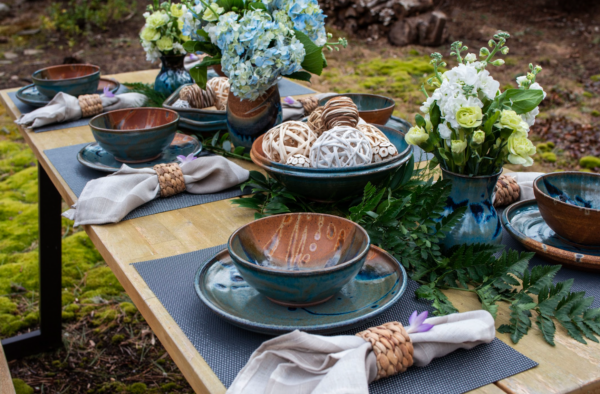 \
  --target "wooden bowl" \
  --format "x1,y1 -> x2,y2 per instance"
32,64 -> 100,98
533,172 -> 600,245
319,93 -> 395,125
